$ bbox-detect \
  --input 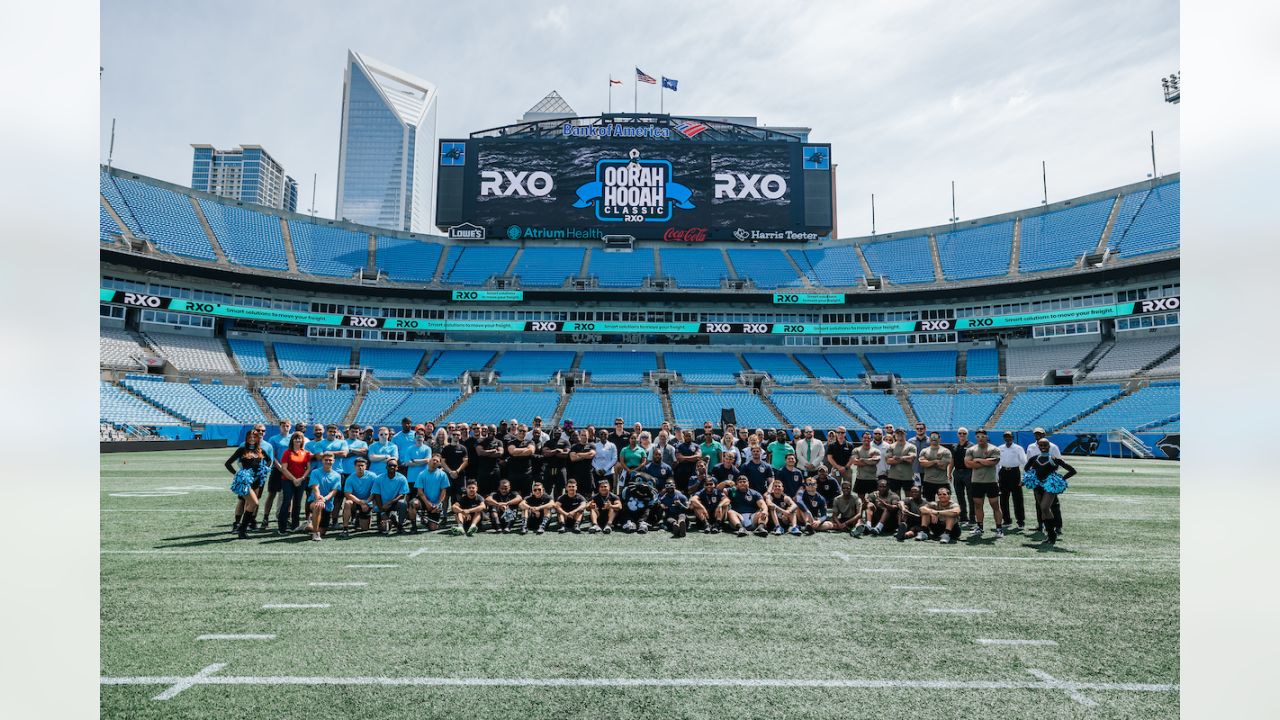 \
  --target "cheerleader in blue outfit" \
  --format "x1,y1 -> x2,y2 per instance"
224,427 -> 271,539
1022,437 -> 1076,544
